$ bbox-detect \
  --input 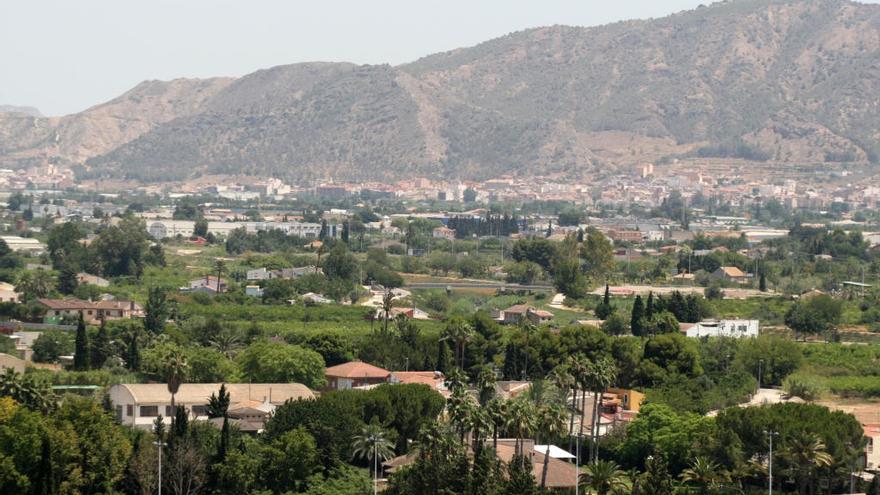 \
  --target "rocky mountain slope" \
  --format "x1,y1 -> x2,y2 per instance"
2,0 -> 879,181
